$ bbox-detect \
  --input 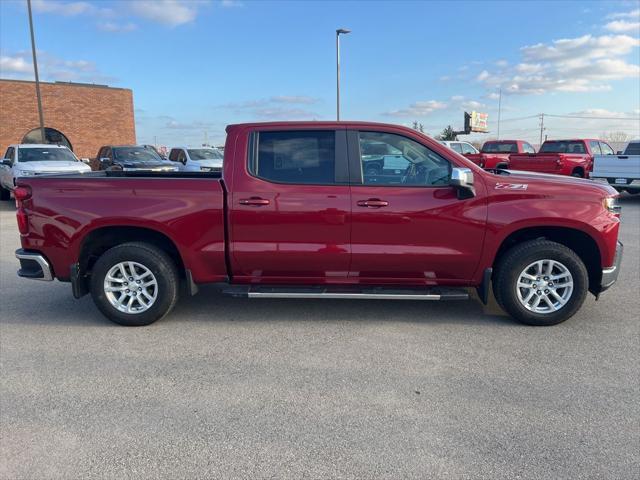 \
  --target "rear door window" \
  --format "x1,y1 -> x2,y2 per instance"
250,130 -> 336,184
599,142 -> 614,155
450,143 -> 463,153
